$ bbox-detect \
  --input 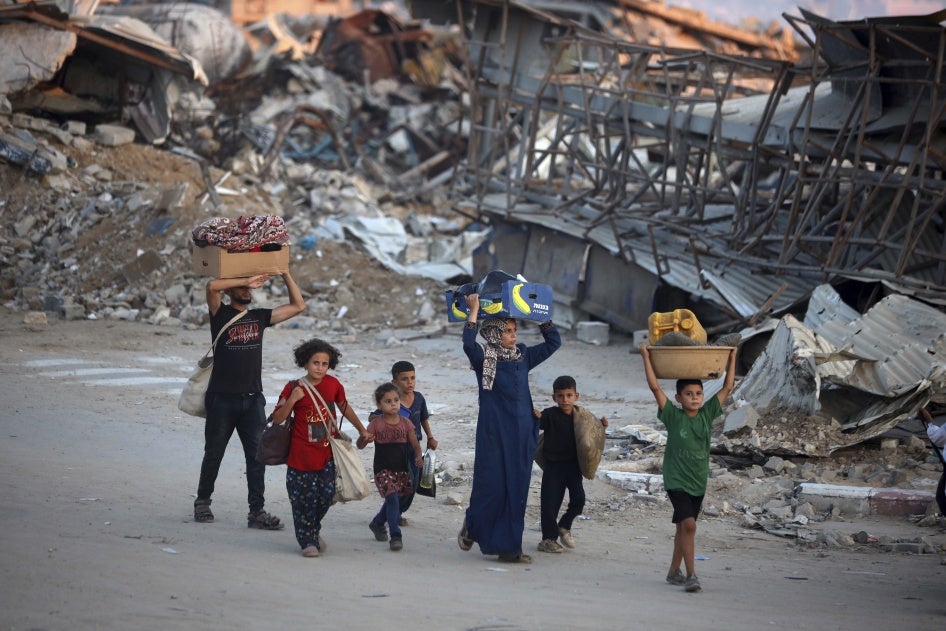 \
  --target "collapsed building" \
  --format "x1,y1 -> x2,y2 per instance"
442,0 -> 946,453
